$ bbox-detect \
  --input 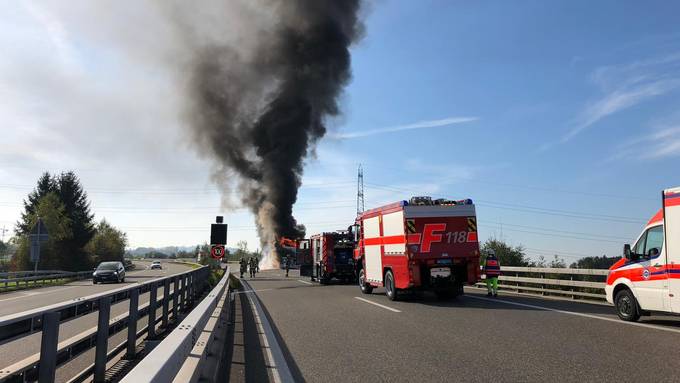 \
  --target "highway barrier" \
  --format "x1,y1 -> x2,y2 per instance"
0,270 -> 92,293
0,266 -> 211,383
119,266 -> 231,383
476,266 -> 608,301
